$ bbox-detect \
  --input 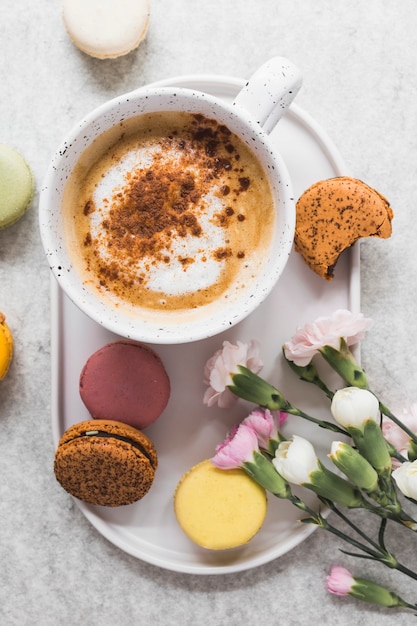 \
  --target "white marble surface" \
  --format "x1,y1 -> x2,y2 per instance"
1,1 -> 417,624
